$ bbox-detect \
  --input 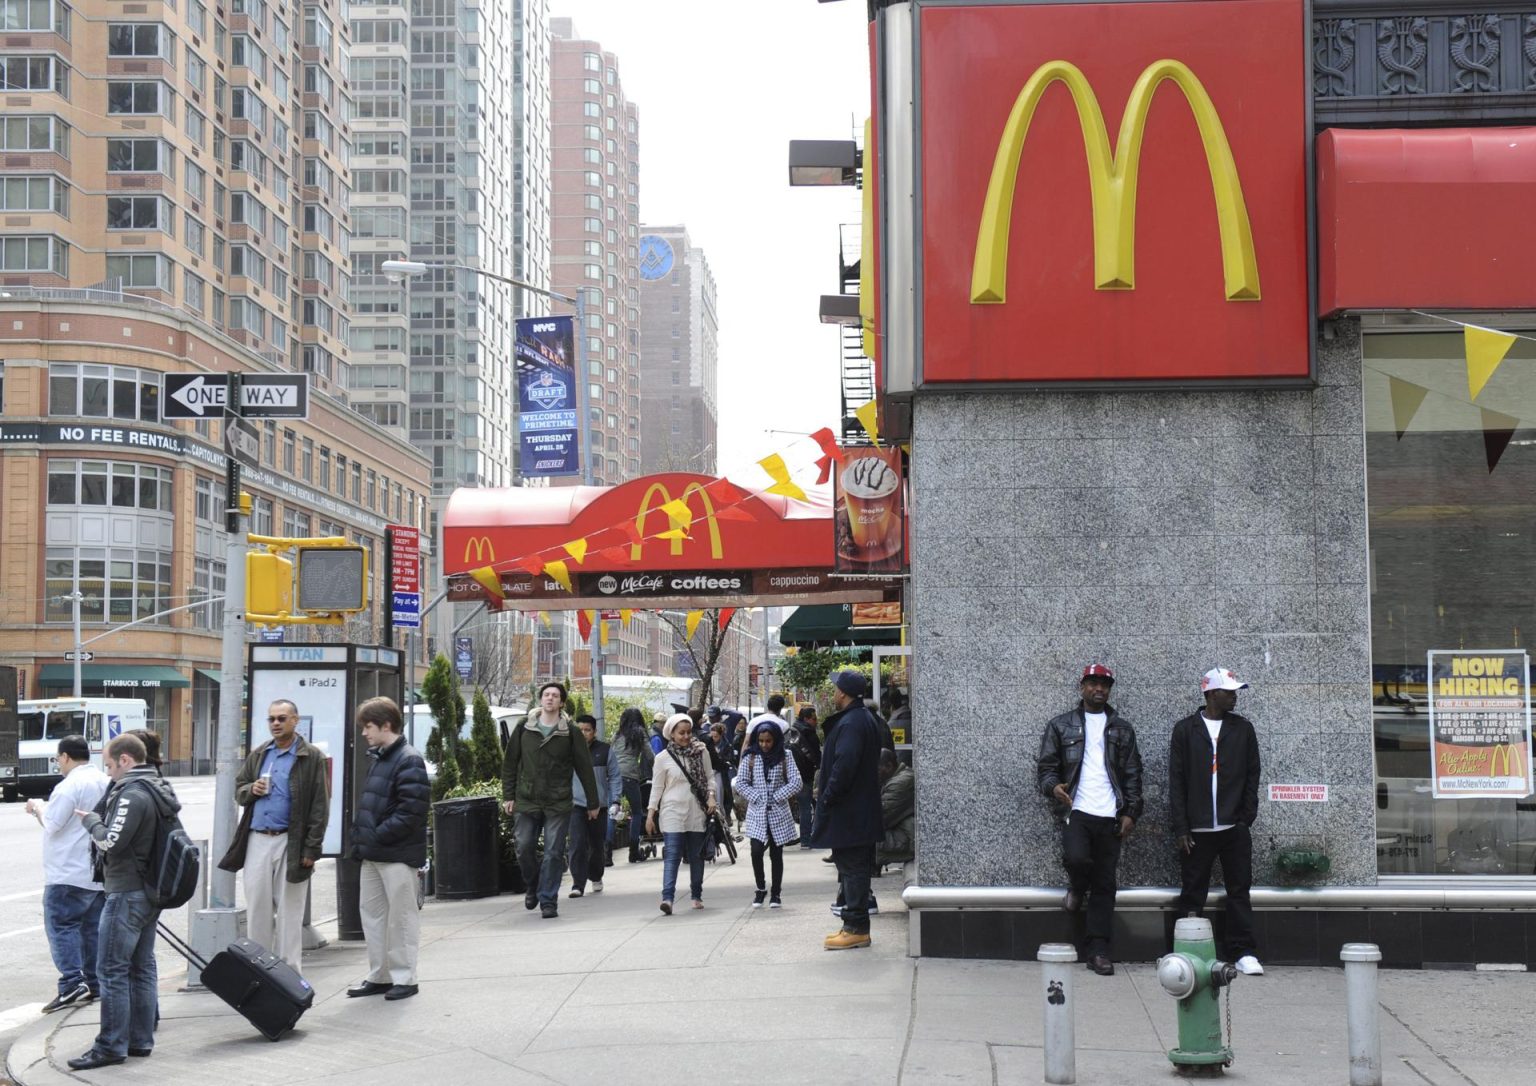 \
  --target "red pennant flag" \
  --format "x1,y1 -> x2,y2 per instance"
598,546 -> 630,563
516,555 -> 544,576
709,479 -> 748,505
714,505 -> 756,523
810,426 -> 844,464
577,609 -> 594,641
718,607 -> 736,629
815,455 -> 835,486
